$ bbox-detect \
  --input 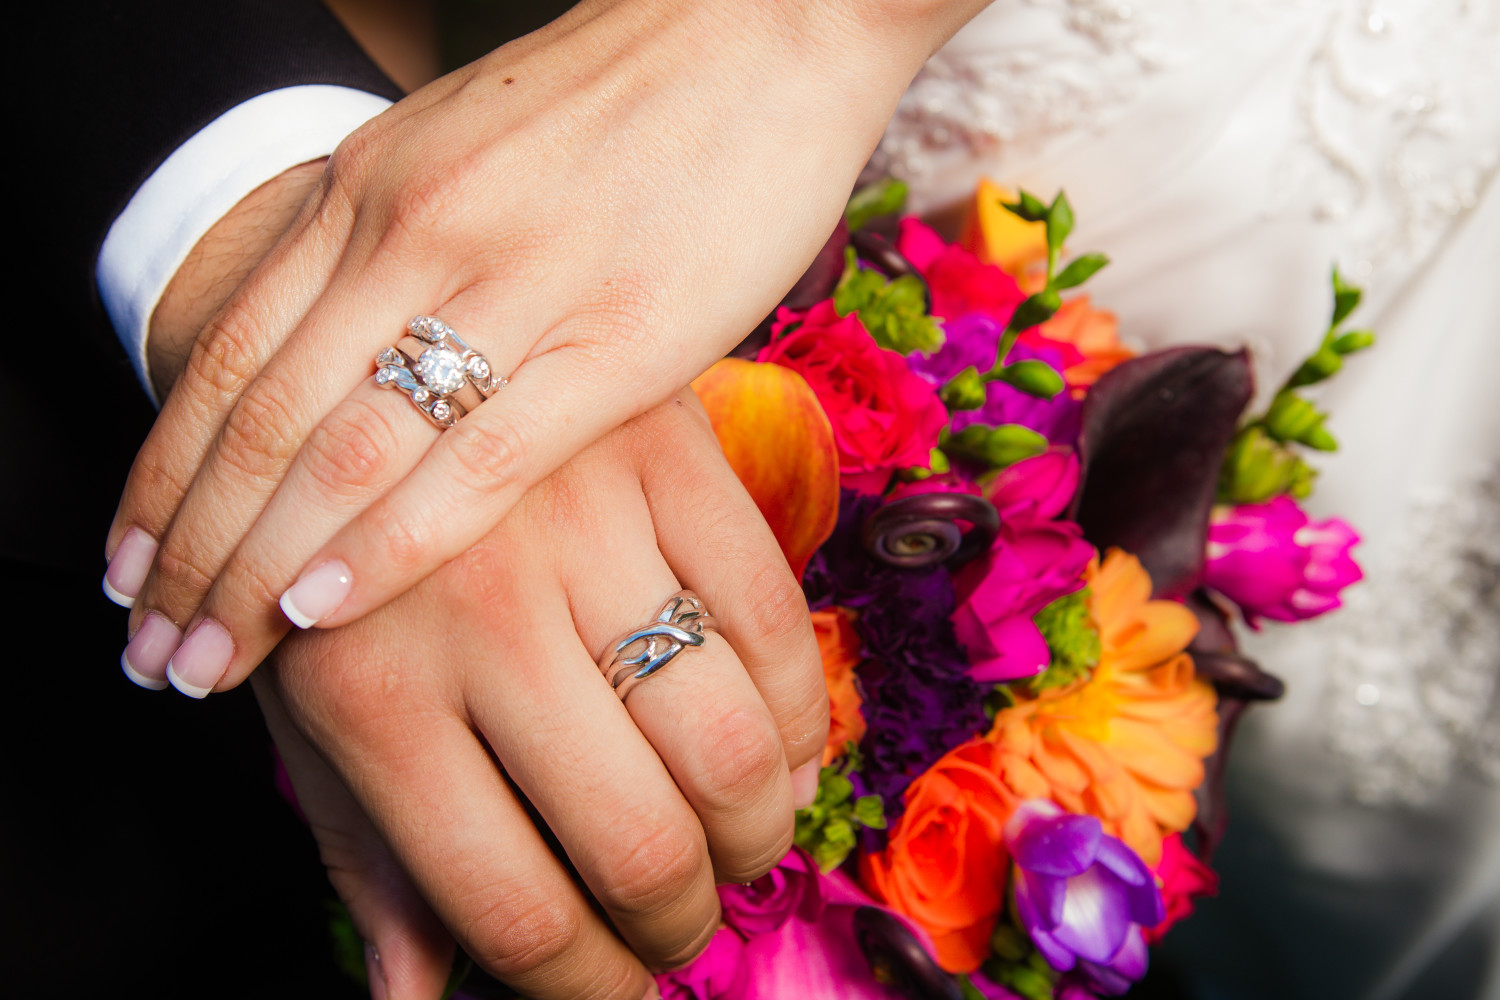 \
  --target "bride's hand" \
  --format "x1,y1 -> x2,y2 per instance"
262,390 -> 829,999
101,0 -> 983,697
